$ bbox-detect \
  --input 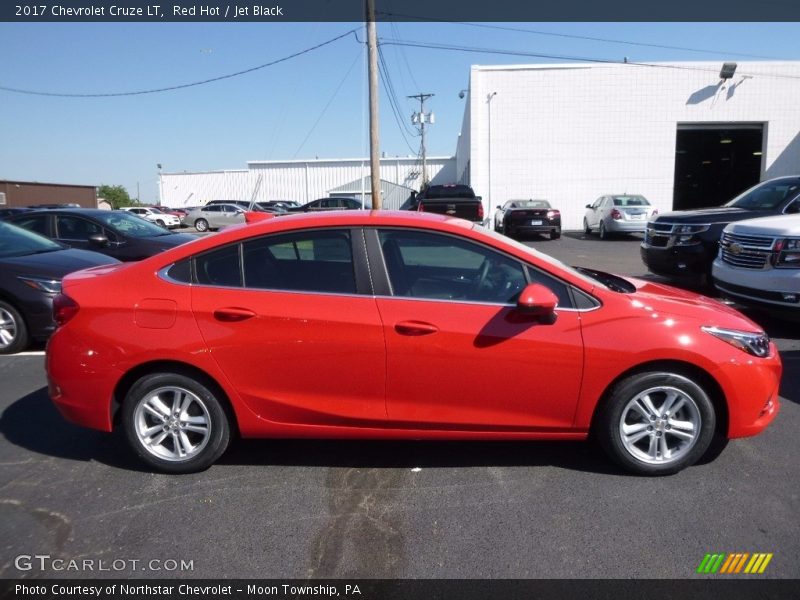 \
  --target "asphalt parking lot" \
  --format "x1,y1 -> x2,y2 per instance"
0,230 -> 798,579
